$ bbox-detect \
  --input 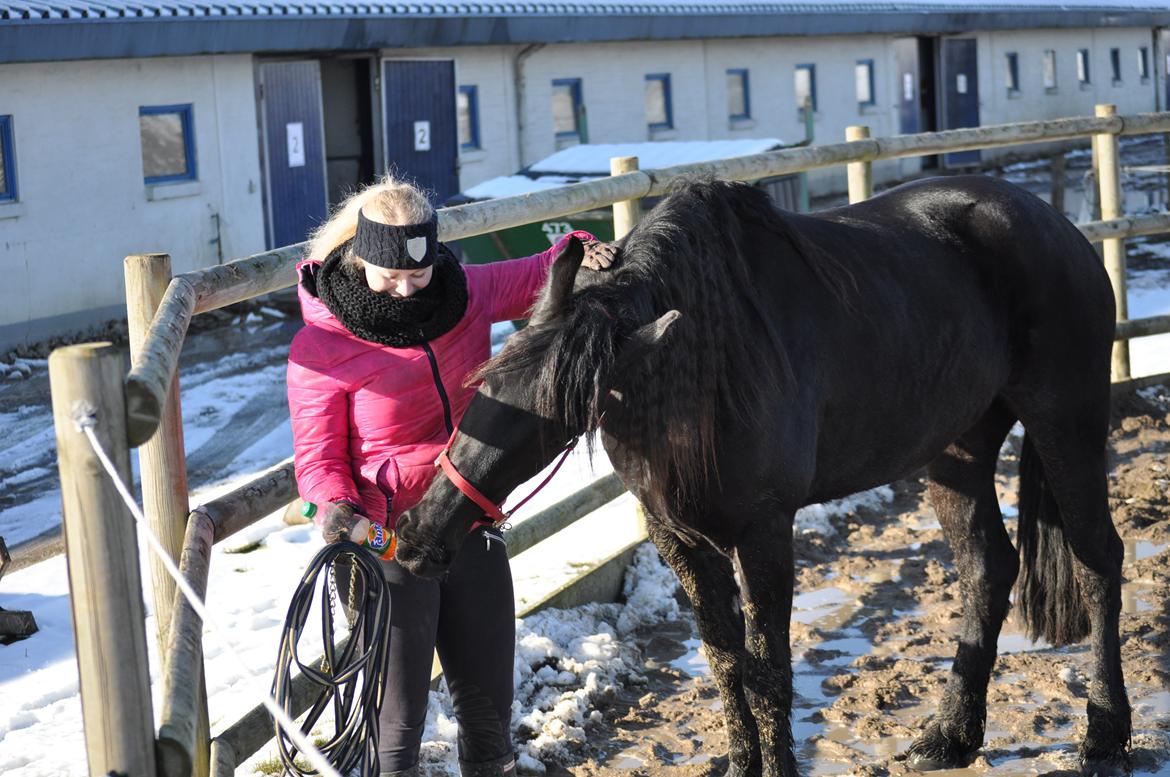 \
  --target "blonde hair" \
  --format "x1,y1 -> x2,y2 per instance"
306,175 -> 435,267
